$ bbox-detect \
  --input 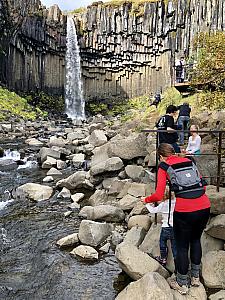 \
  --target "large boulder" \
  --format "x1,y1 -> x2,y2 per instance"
88,130 -> 107,147
16,183 -> 53,201
127,183 -> 146,198
128,215 -> 151,231
78,220 -> 113,247
209,290 -> 225,300
201,231 -> 224,257
205,215 -> 225,240
79,205 -> 125,222
123,226 -> 146,247
115,242 -> 169,280
108,133 -> 147,160
201,250 -> 225,289
90,157 -> 124,176
39,147 -> 61,163
115,272 -> 173,300
118,194 -> 139,210
206,185 -> 225,214
125,165 -> 145,182
171,283 -> 207,300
